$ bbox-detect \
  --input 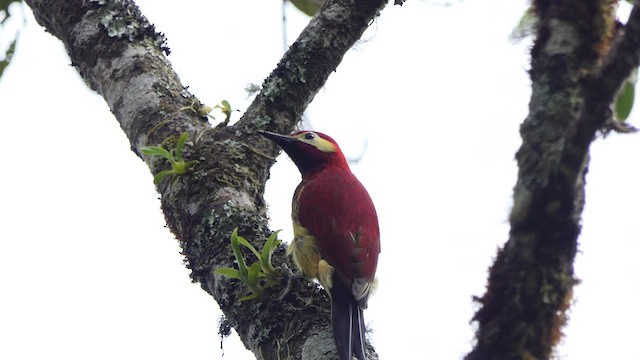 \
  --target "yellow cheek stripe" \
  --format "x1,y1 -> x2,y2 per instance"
312,137 -> 336,153
292,132 -> 336,153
